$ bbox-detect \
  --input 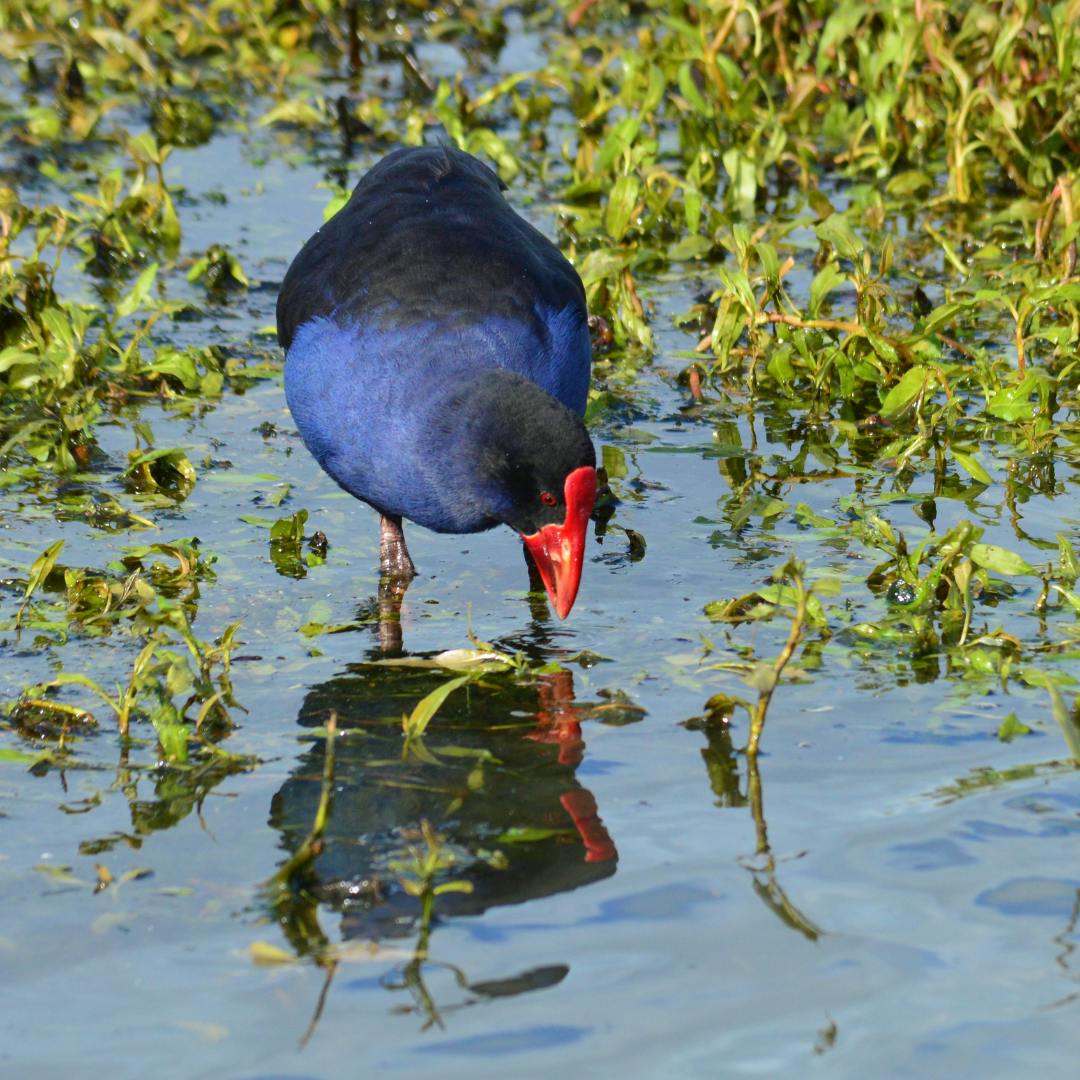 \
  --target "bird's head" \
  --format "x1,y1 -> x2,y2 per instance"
518,466 -> 597,619
454,373 -> 597,619
503,458 -> 597,621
